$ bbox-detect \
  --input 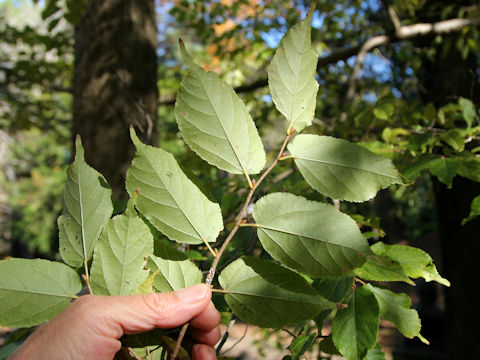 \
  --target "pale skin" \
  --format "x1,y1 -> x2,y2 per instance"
10,284 -> 221,360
